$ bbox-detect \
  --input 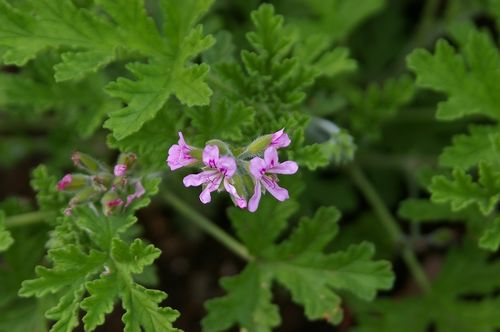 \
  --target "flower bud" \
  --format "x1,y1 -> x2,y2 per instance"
72,151 -> 102,173
117,153 -> 137,170
246,135 -> 273,154
69,187 -> 99,205
101,191 -> 124,216
57,174 -> 88,191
